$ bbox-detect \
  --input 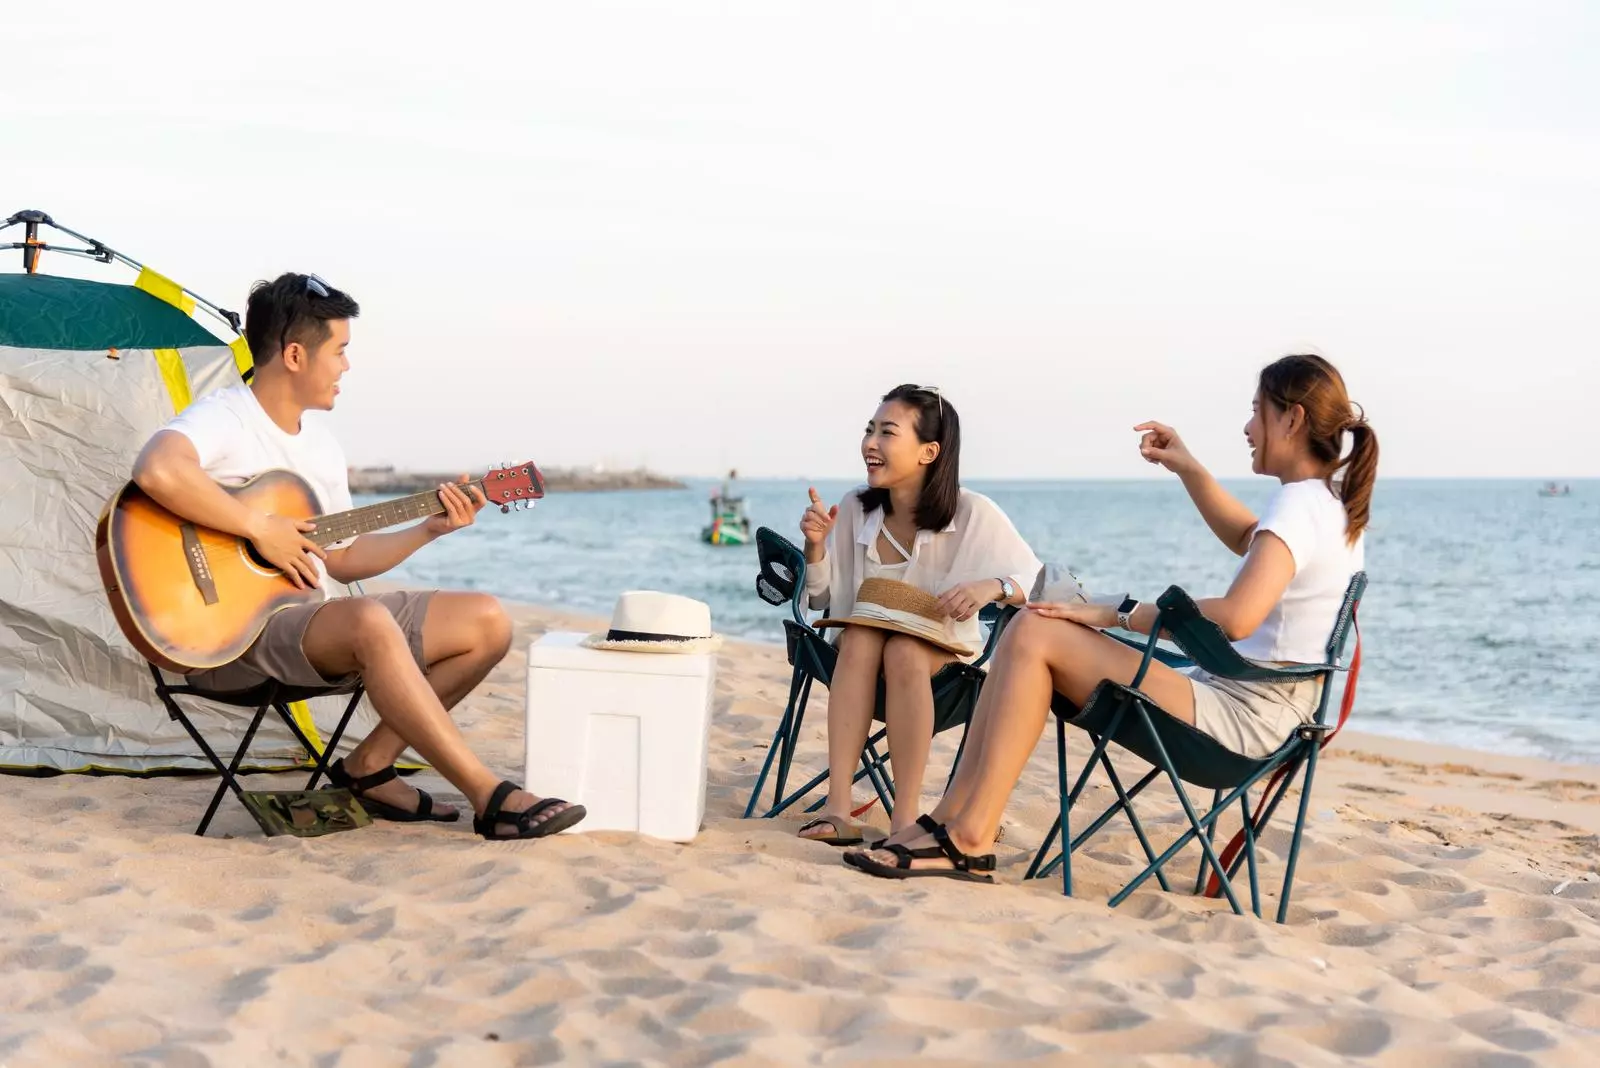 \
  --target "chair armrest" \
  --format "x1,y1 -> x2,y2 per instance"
971,604 -> 1018,669
1105,627 -> 1192,668
1152,586 -> 1334,684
